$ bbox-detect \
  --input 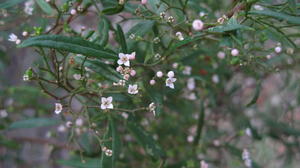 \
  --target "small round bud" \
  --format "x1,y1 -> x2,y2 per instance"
22,31 -> 28,37
172,62 -> 179,69
231,48 -> 239,56
275,46 -> 282,53
149,79 -> 156,85
123,74 -> 130,80
130,70 -> 136,76
266,54 -> 272,59
192,19 -> 204,31
70,9 -> 77,15
217,51 -> 225,59
167,71 -> 175,78
156,71 -> 163,78
16,39 -> 21,45
141,0 -> 147,5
